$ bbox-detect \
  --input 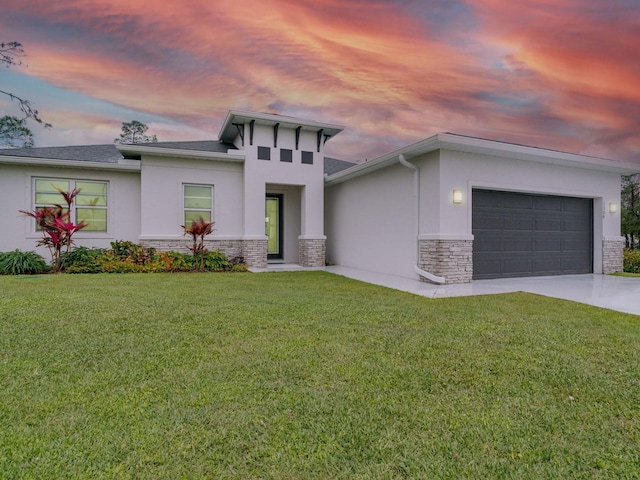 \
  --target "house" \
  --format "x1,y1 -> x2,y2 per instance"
1,109 -> 638,284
